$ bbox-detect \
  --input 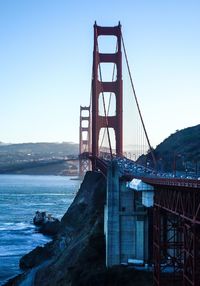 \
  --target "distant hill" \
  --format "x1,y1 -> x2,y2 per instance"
0,142 -> 78,156
138,124 -> 200,173
0,142 -> 79,175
